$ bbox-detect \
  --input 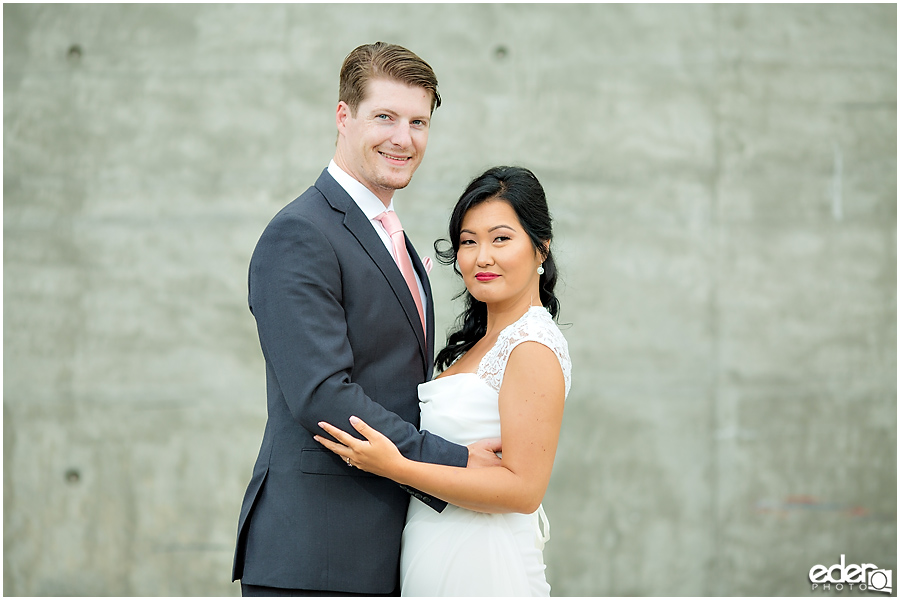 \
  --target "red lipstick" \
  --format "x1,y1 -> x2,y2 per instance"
475,272 -> 499,282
